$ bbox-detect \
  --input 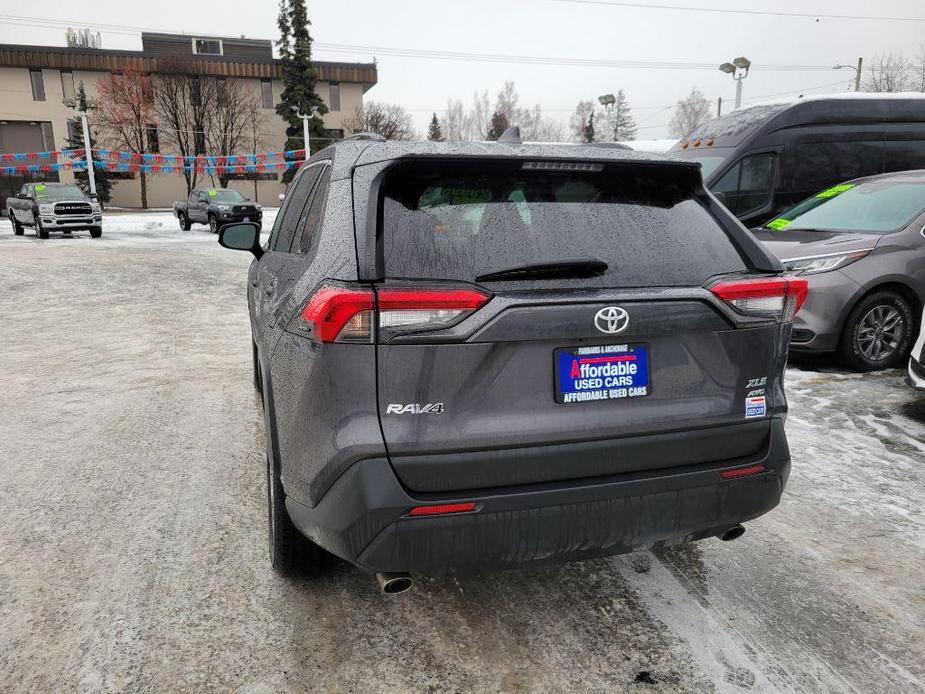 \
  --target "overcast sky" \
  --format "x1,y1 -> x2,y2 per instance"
1,1 -> 923,139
